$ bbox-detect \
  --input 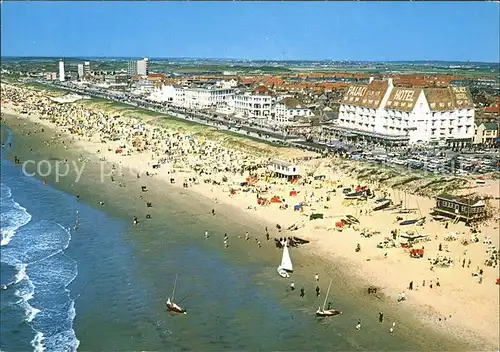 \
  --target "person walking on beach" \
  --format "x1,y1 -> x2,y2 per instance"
205,230 -> 209,239
300,287 -> 305,297
212,208 -> 215,216
409,281 -> 413,290
379,312 -> 384,323
290,282 -> 295,291
315,273 -> 319,282
356,319 -> 362,330
245,232 -> 250,240
315,286 -> 320,297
